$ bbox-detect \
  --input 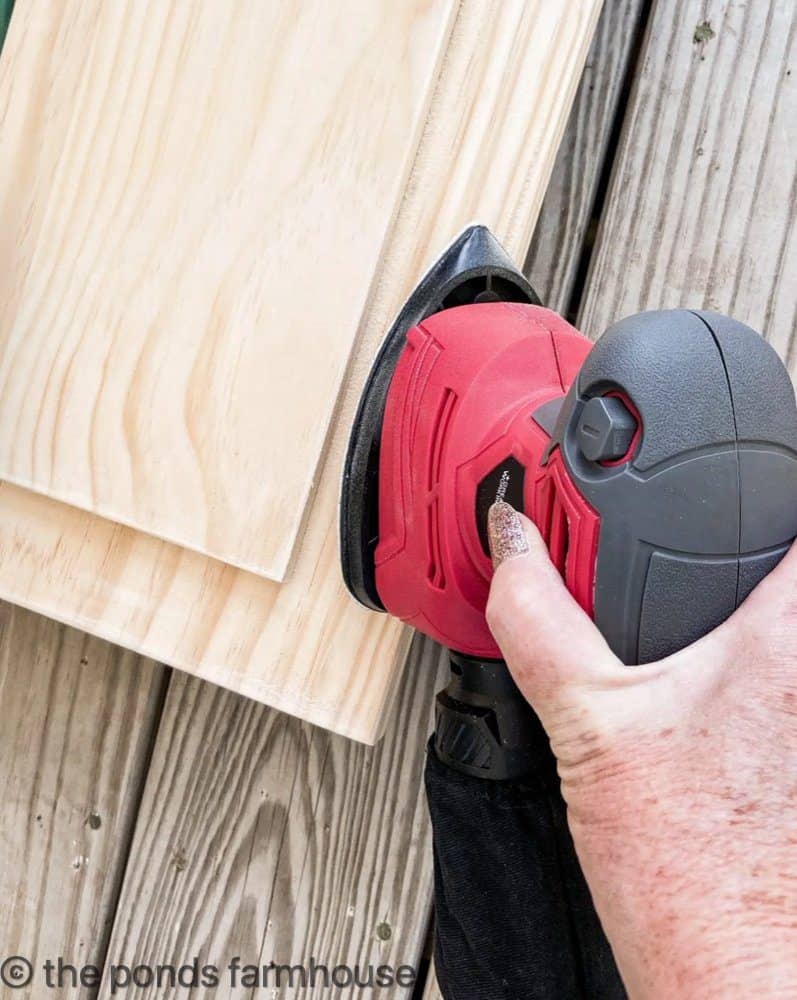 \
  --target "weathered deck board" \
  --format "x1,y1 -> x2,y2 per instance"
0,604 -> 165,995
525,0 -> 647,309
423,963 -> 442,1000
580,0 -> 797,352
97,636 -> 446,999
0,6 -> 169,996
